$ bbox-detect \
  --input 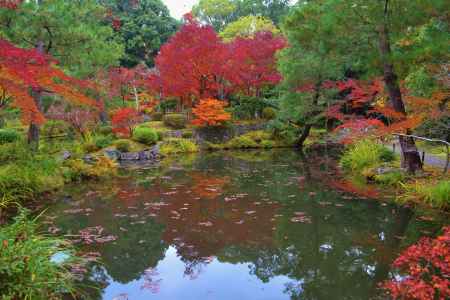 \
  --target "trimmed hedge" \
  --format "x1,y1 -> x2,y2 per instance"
163,113 -> 187,129
0,129 -> 20,145
133,127 -> 158,145
262,107 -> 277,120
